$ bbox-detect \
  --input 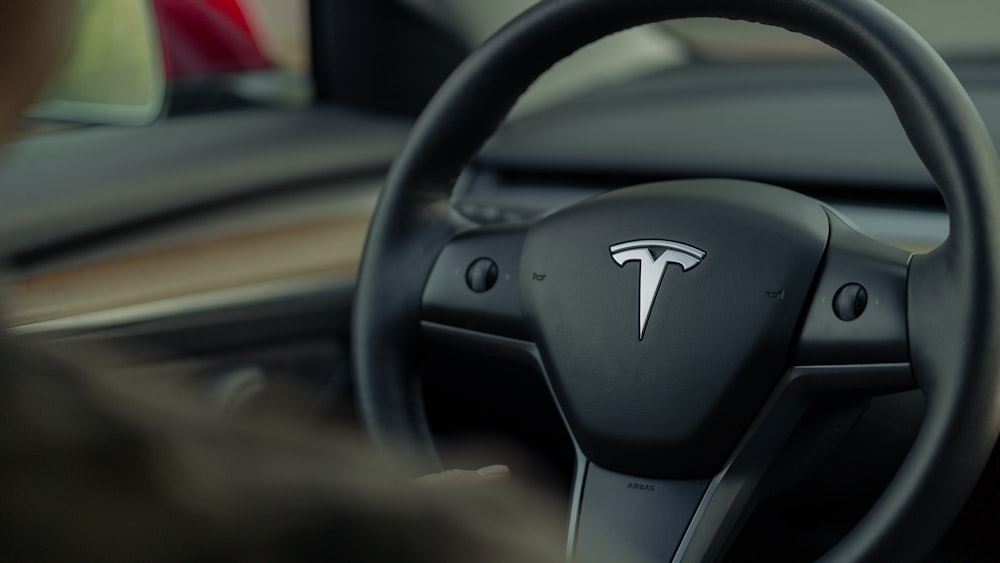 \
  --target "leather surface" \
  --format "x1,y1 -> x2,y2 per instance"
520,180 -> 829,478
